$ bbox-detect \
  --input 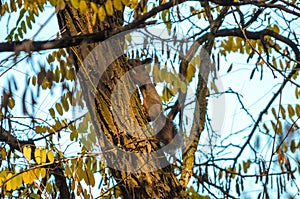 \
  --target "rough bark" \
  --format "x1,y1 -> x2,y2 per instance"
56,1 -> 187,198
